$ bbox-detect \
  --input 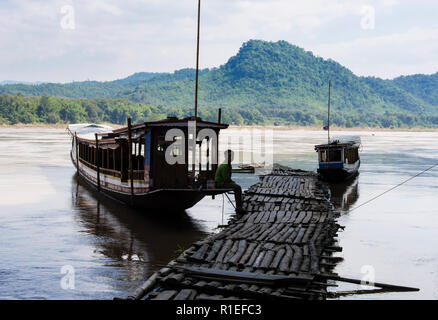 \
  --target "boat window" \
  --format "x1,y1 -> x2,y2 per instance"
115,147 -> 121,171
132,141 -> 145,172
320,149 -> 342,162
79,144 -> 93,165
320,150 -> 327,162
345,149 -> 350,163
354,148 -> 359,161
329,149 -> 342,162
345,148 -> 359,164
